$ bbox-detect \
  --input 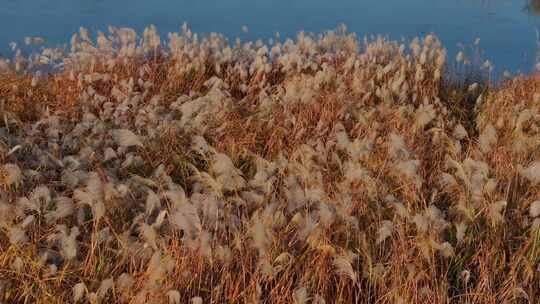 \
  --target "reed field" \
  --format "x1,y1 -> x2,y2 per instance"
0,25 -> 539,303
